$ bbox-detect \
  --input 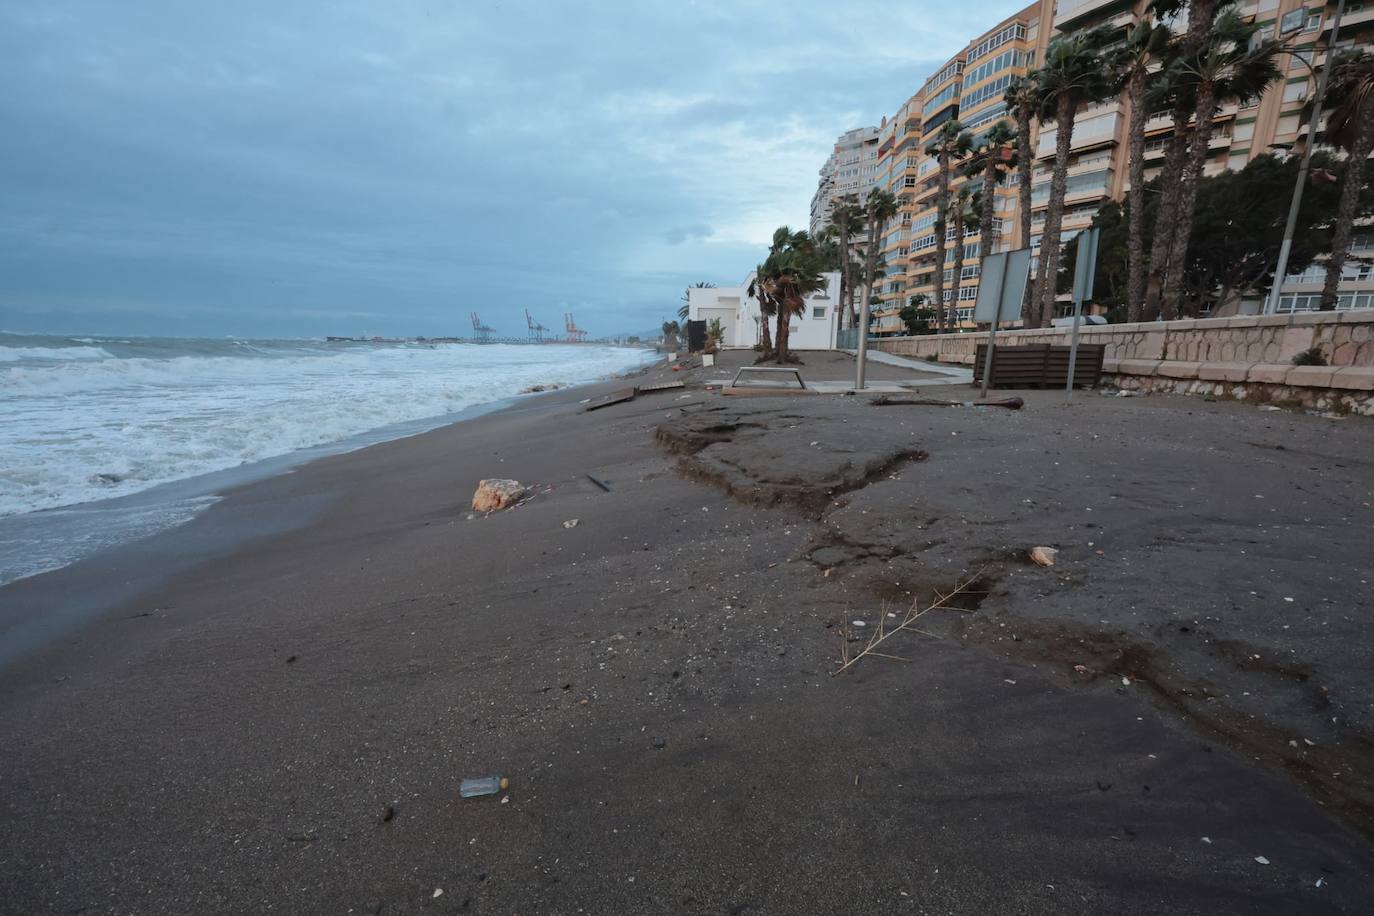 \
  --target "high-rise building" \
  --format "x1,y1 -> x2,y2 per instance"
809,126 -> 881,237
873,3 -> 1050,333
836,0 -> 1373,335
1050,0 -> 1374,315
